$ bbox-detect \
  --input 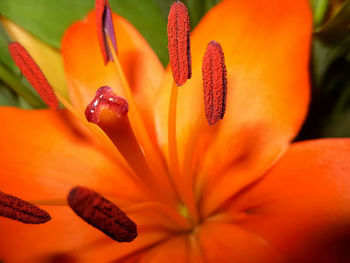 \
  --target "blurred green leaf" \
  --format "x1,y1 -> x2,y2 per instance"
0,0 -> 93,49
314,0 -> 350,43
0,82 -> 19,106
0,24 -> 17,73
311,0 -> 329,26
0,82 -> 32,108
297,0 -> 350,140
297,37 -> 350,139
312,36 -> 350,86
